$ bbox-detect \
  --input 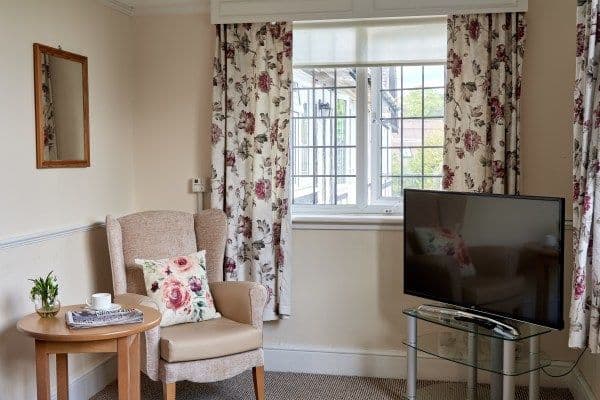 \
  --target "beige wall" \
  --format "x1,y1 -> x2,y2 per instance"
129,0 -> 587,381
265,229 -> 413,351
0,0 -> 134,398
132,13 -> 214,213
0,0 -> 134,238
520,0 -> 575,205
